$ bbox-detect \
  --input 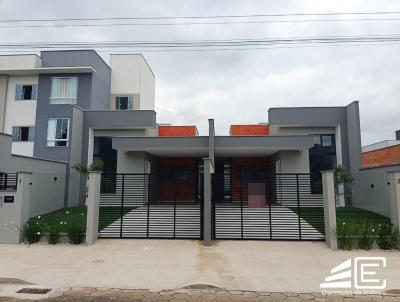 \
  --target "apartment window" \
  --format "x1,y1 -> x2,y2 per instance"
12,126 -> 34,142
15,84 -> 38,100
115,96 -> 133,110
50,77 -> 78,104
47,118 -> 70,147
